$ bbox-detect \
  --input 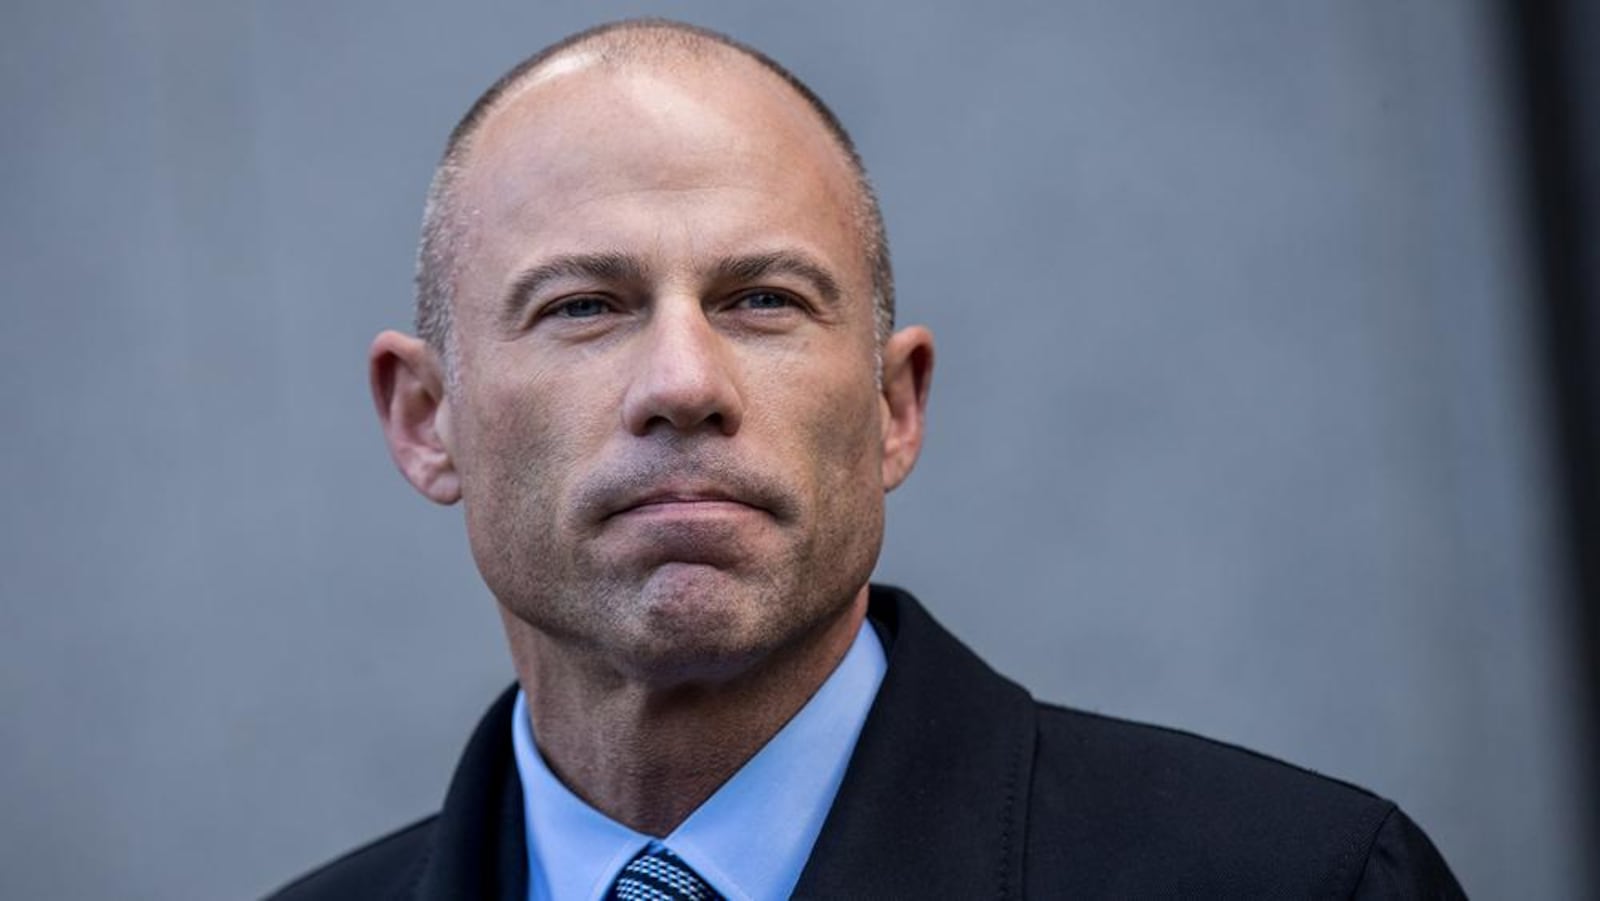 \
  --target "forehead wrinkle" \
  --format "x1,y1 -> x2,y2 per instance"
511,184 -> 768,229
